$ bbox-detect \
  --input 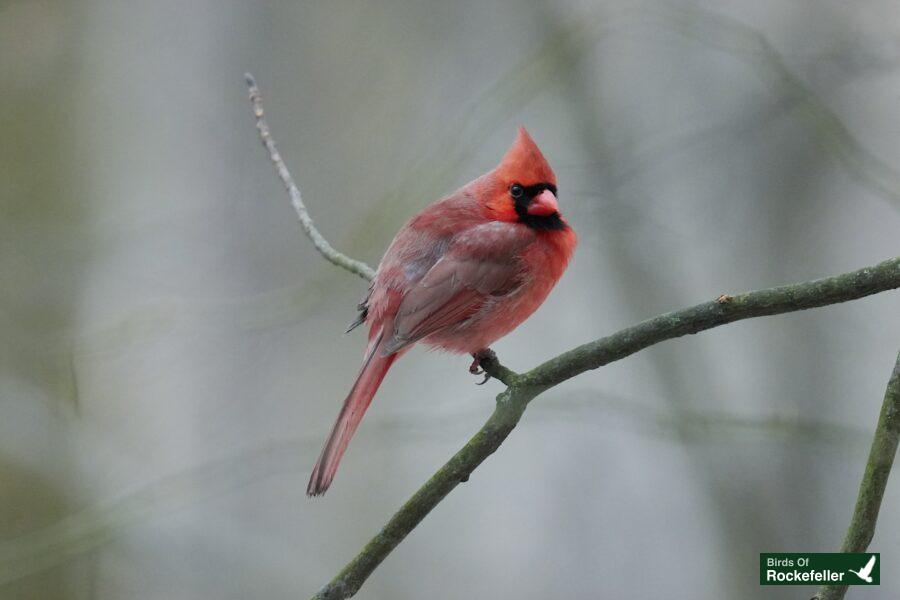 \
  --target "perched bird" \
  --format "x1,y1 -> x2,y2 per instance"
307,127 -> 577,495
